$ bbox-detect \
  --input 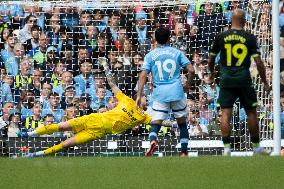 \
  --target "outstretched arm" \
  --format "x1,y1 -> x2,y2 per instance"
99,57 -> 122,96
